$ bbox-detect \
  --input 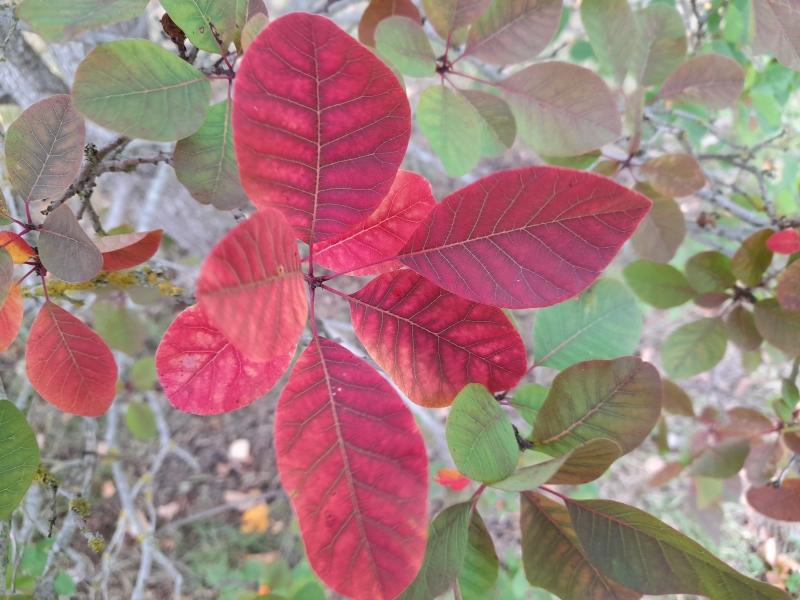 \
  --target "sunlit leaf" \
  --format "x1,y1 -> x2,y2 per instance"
777,258 -> 800,311
462,0 -> 562,65
359,0 -> 421,46
38,205 -> 102,283
5,95 -> 85,202
632,4 -> 687,86
732,229 -> 774,287
662,317 -> 727,379
658,54 -> 745,108
349,270 -> 527,407
417,86 -> 482,177
232,13 -> 410,243
689,439 -> 750,478
156,305 -> 292,415
422,0 -> 490,39
754,299 -> 800,356
0,285 -> 23,353
766,229 -> 800,254
434,468 -> 471,491
0,400 -> 39,519
125,401 -> 157,441
566,498 -> 788,599
375,16 -> 436,77
725,305 -> 763,351
96,229 -> 163,272
457,510 -> 498,600
747,479 -> 800,521
580,0 -> 638,83
446,384 -> 519,483
460,89 -> 516,157
630,185 -> 685,263
640,154 -> 706,197
173,100 -> 249,210
623,260 -> 696,308
313,171 -> 435,276
399,167 -> 650,308
533,279 -> 643,370
661,379 -> 694,417
196,208 -> 307,363
72,40 -> 211,141
0,232 -> 35,264
502,62 -> 621,156
685,251 -> 736,294
26,302 -> 117,417
521,492 -> 640,600
533,357 -> 662,455
752,0 -> 800,71
161,0 -> 237,52
275,337 -> 428,600
16,0 -> 148,42
91,300 -> 145,355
